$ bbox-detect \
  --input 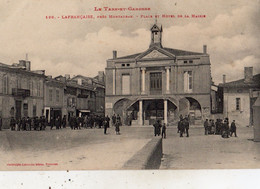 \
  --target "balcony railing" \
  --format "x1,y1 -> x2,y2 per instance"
12,88 -> 30,98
